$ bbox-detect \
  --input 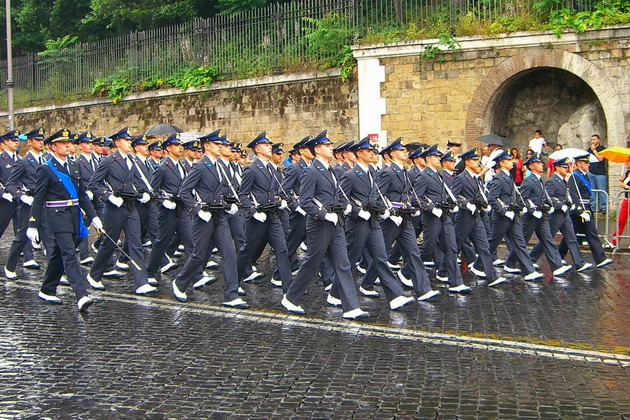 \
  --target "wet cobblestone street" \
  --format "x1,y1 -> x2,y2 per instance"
0,232 -> 629,418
